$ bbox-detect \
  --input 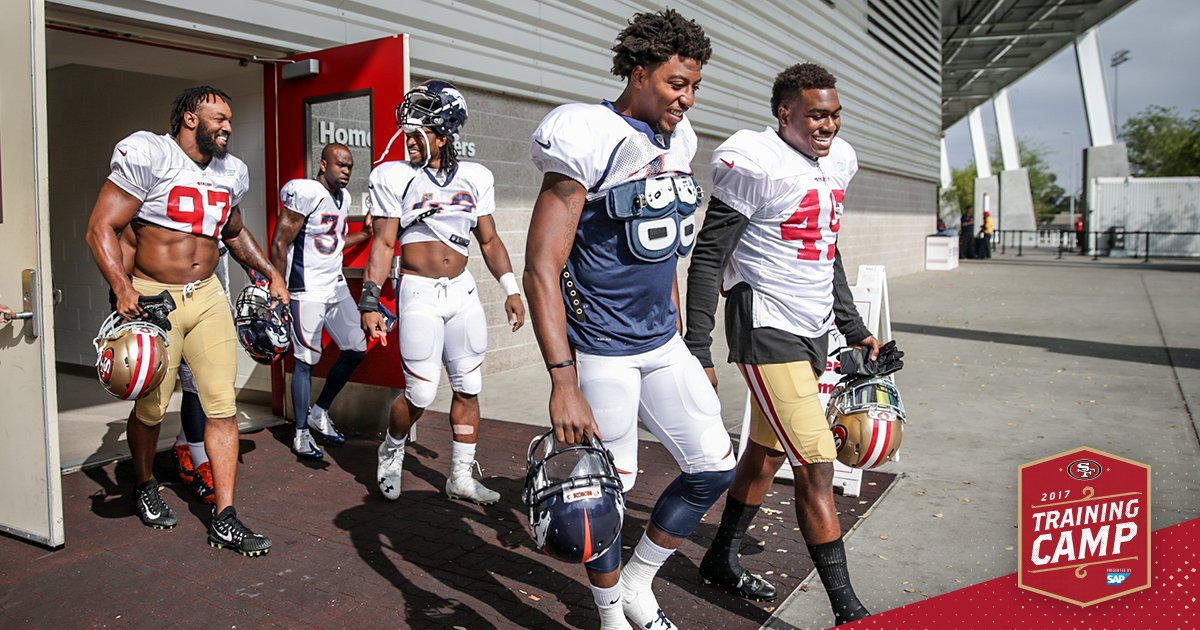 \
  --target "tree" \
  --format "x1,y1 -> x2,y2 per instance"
1120,106 -> 1200,177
